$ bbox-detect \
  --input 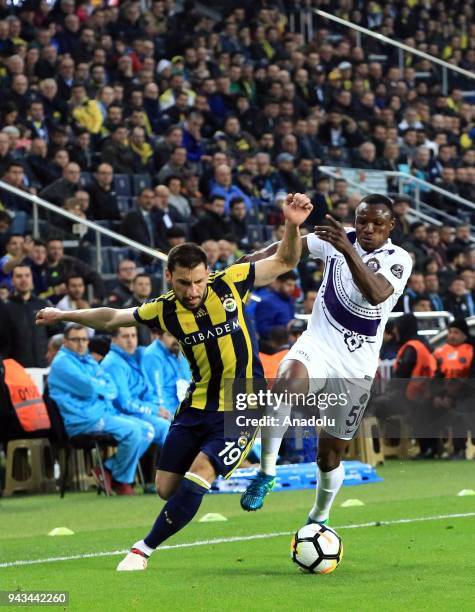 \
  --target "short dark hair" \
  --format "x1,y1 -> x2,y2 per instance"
167,242 -> 208,272
359,193 -> 394,215
133,273 -> 152,283
66,275 -> 84,285
0,210 -> 12,225
230,196 -> 245,209
277,270 -> 298,282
